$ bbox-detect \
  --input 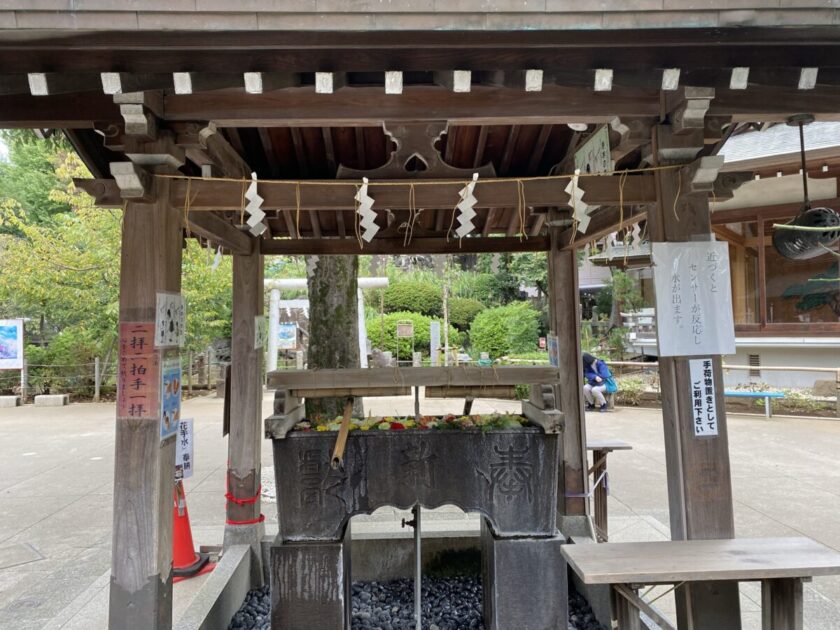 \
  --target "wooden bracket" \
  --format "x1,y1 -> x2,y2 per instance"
110,162 -> 153,201
713,170 -> 753,201
680,156 -> 725,194
609,117 -> 654,164
124,131 -> 186,169
657,124 -> 705,163
336,121 -> 496,179
114,92 -> 164,139
664,86 -> 715,135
